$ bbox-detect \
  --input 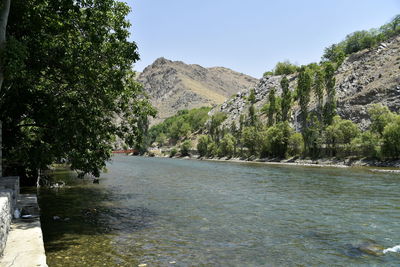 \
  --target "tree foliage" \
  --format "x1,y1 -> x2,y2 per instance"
267,87 -> 277,126
323,63 -> 336,126
322,14 -> 400,65
381,115 -> 400,158
273,60 -> 299,75
1,0 -> 156,179
148,107 -> 211,146
280,76 -> 291,122
368,104 -> 395,136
